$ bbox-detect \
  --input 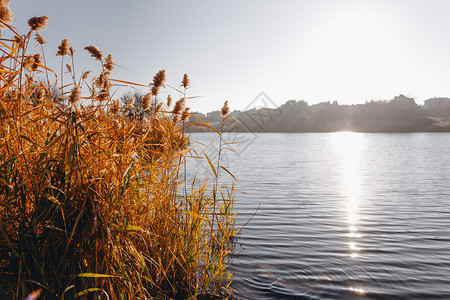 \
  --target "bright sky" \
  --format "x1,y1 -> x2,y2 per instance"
10,0 -> 450,112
